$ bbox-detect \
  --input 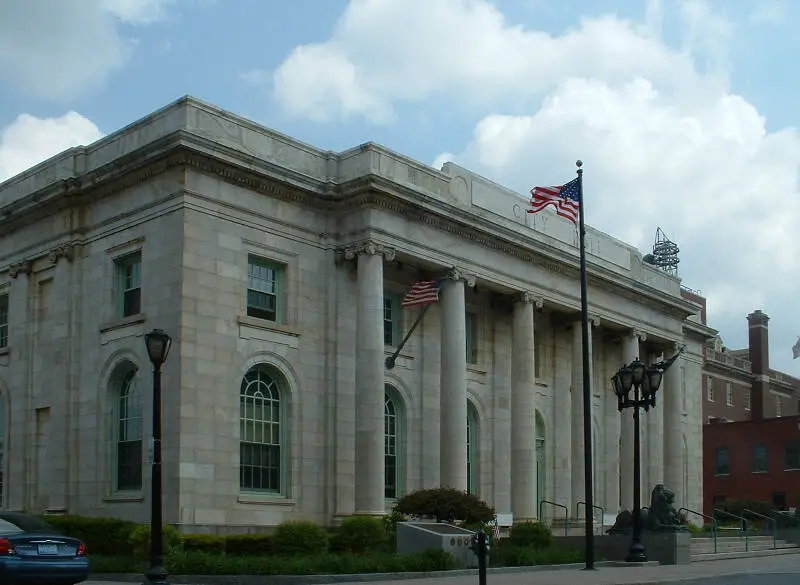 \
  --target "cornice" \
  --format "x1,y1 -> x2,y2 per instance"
683,320 -> 718,341
2,140 -> 700,322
